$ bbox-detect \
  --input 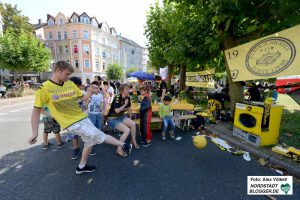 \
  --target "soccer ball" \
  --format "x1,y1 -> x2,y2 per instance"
193,135 -> 207,149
